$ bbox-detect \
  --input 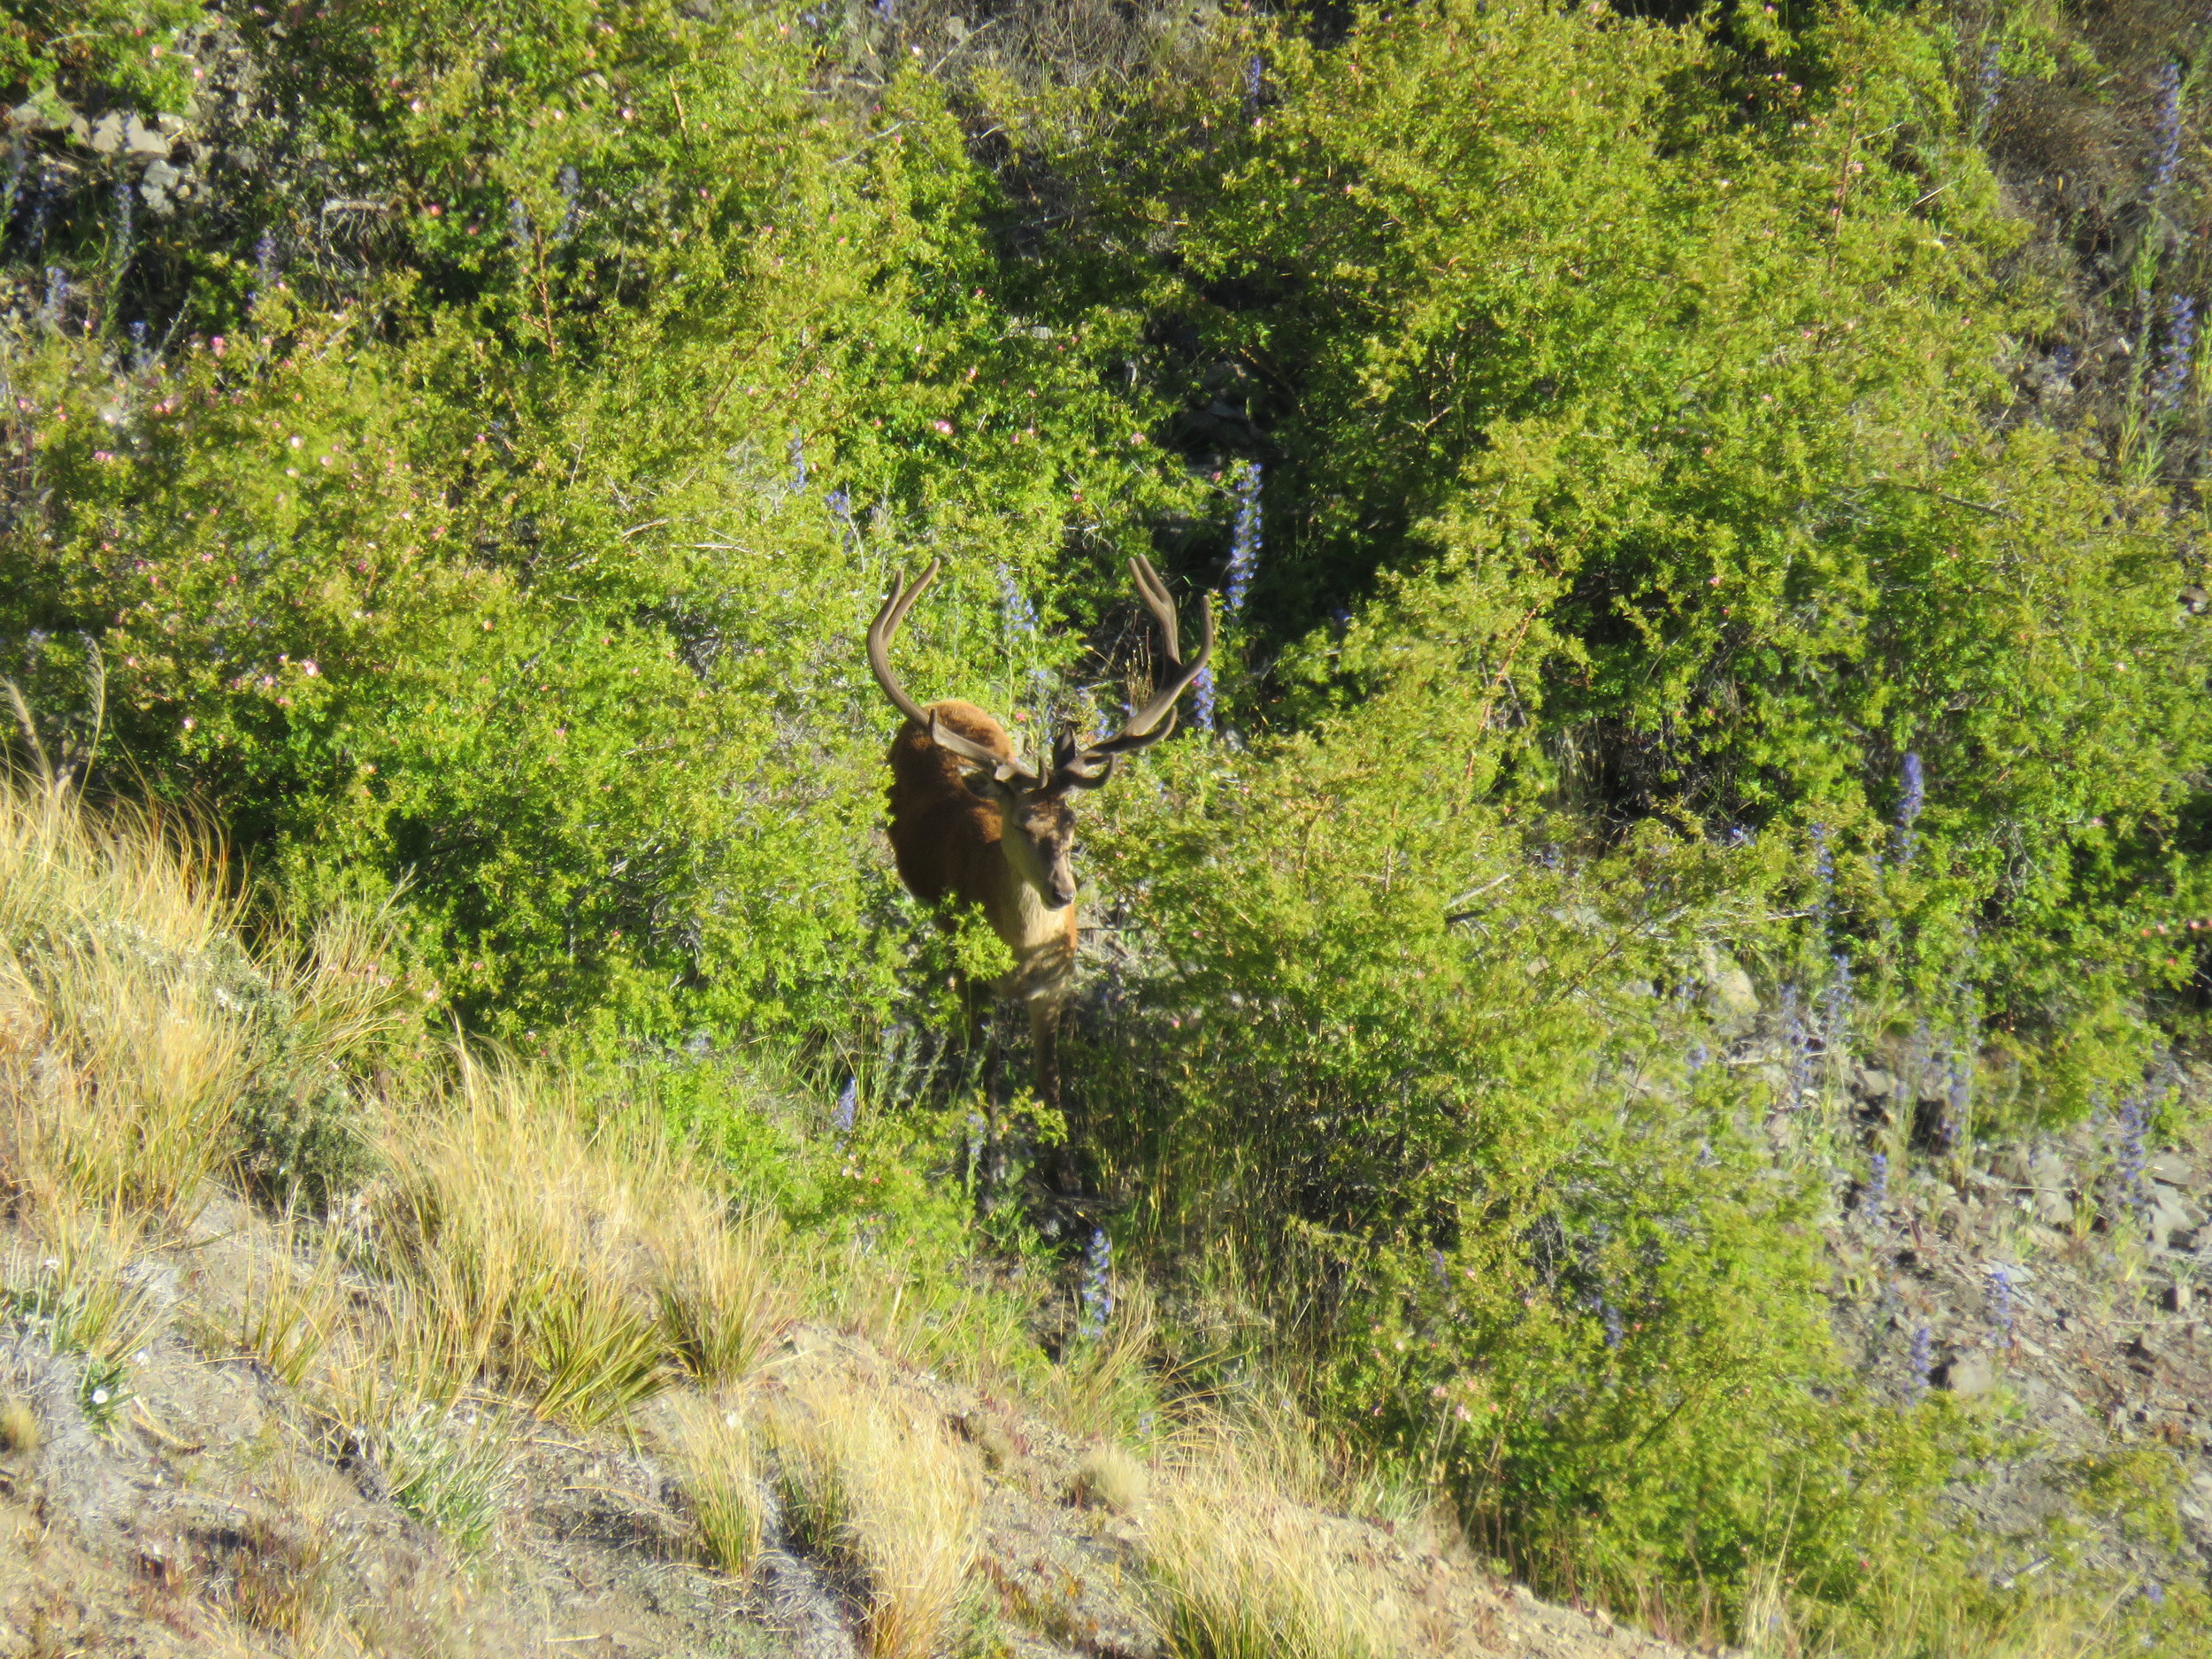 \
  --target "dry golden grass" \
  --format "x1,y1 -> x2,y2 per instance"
666,1392 -> 769,1578
0,771 -> 1457,1659
0,772 -> 400,1226
373,1058 -> 676,1425
369,1055 -> 795,1428
234,1222 -> 349,1389
766,1381 -> 981,1659
0,777 -> 247,1223
1071,1443 -> 1148,1514
1144,1438 -> 1410,1659
652,1189 -> 789,1385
